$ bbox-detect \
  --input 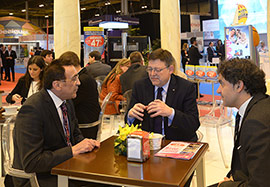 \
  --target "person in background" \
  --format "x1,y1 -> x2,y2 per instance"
0,44 -> 4,83
188,37 -> 203,98
59,51 -> 101,139
6,56 -> 46,104
207,41 -> 216,64
85,50 -> 111,78
216,40 -> 225,61
11,60 -> 100,187
207,58 -> 270,187
40,49 -> 53,65
120,51 -> 148,94
4,45 -> 17,81
100,58 -> 131,115
188,37 -> 202,66
181,43 -> 189,72
258,41 -> 268,53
